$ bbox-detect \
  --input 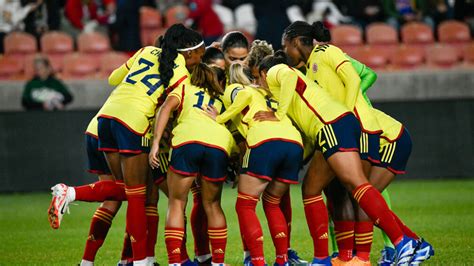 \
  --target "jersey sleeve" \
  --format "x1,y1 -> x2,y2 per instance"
216,87 -> 251,124
269,65 -> 298,121
327,46 -> 361,111
168,85 -> 184,106
108,48 -> 143,86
